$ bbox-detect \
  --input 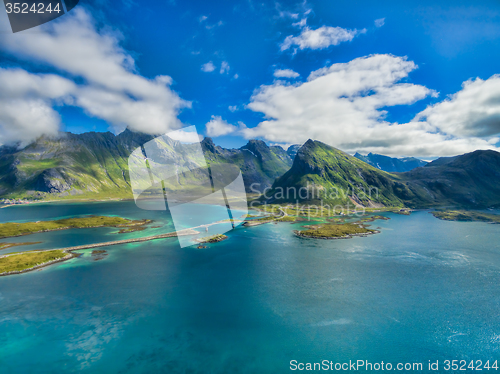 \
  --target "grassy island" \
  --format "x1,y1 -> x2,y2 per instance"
295,223 -> 376,239
357,215 -> 390,223
0,216 -> 152,239
197,234 -> 228,243
0,250 -> 70,275
432,210 -> 500,223
116,226 -> 147,234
